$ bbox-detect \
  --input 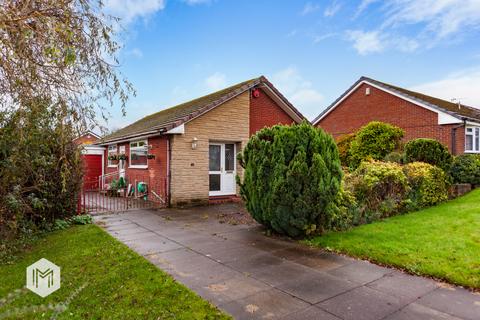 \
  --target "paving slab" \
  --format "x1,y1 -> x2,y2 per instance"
280,306 -> 342,320
273,248 -> 354,272
367,271 -> 438,302
417,287 -> 480,320
220,289 -> 309,320
124,234 -> 182,255
196,275 -> 272,305
225,252 -> 285,274
252,260 -> 321,286
327,260 -> 394,285
317,286 -> 406,320
277,271 -> 358,304
386,303 -> 463,320
203,244 -> 265,264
